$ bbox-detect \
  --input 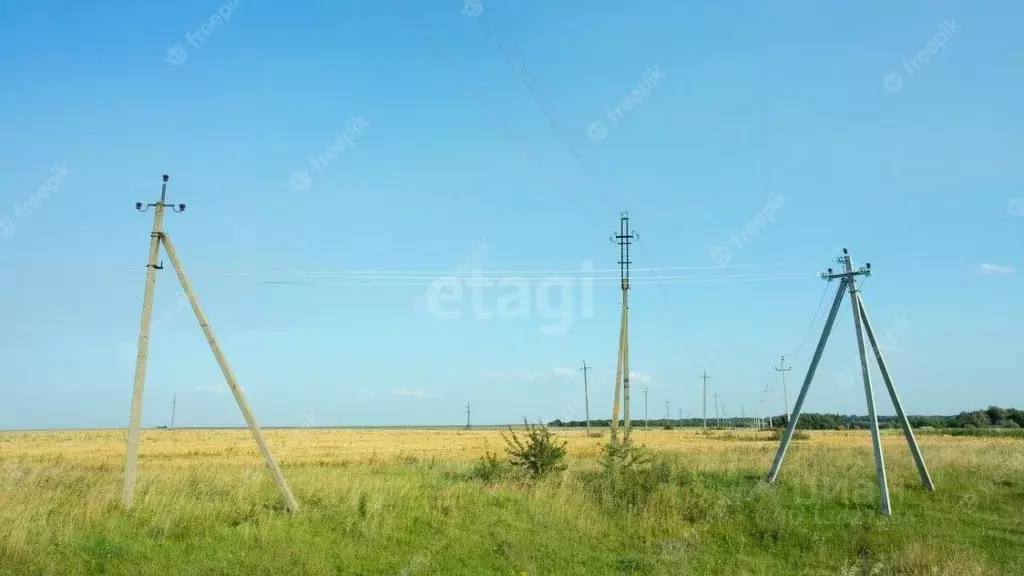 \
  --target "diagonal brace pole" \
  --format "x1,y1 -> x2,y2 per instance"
767,278 -> 848,483
858,297 -> 934,491
160,232 -> 299,514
